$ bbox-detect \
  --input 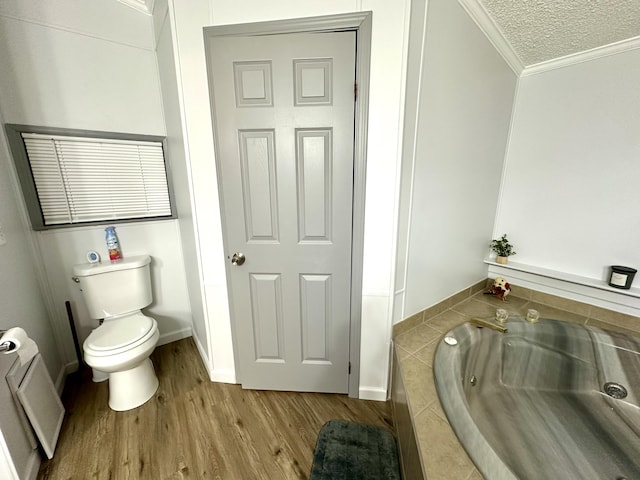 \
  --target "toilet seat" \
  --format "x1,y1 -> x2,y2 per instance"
84,313 -> 157,357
